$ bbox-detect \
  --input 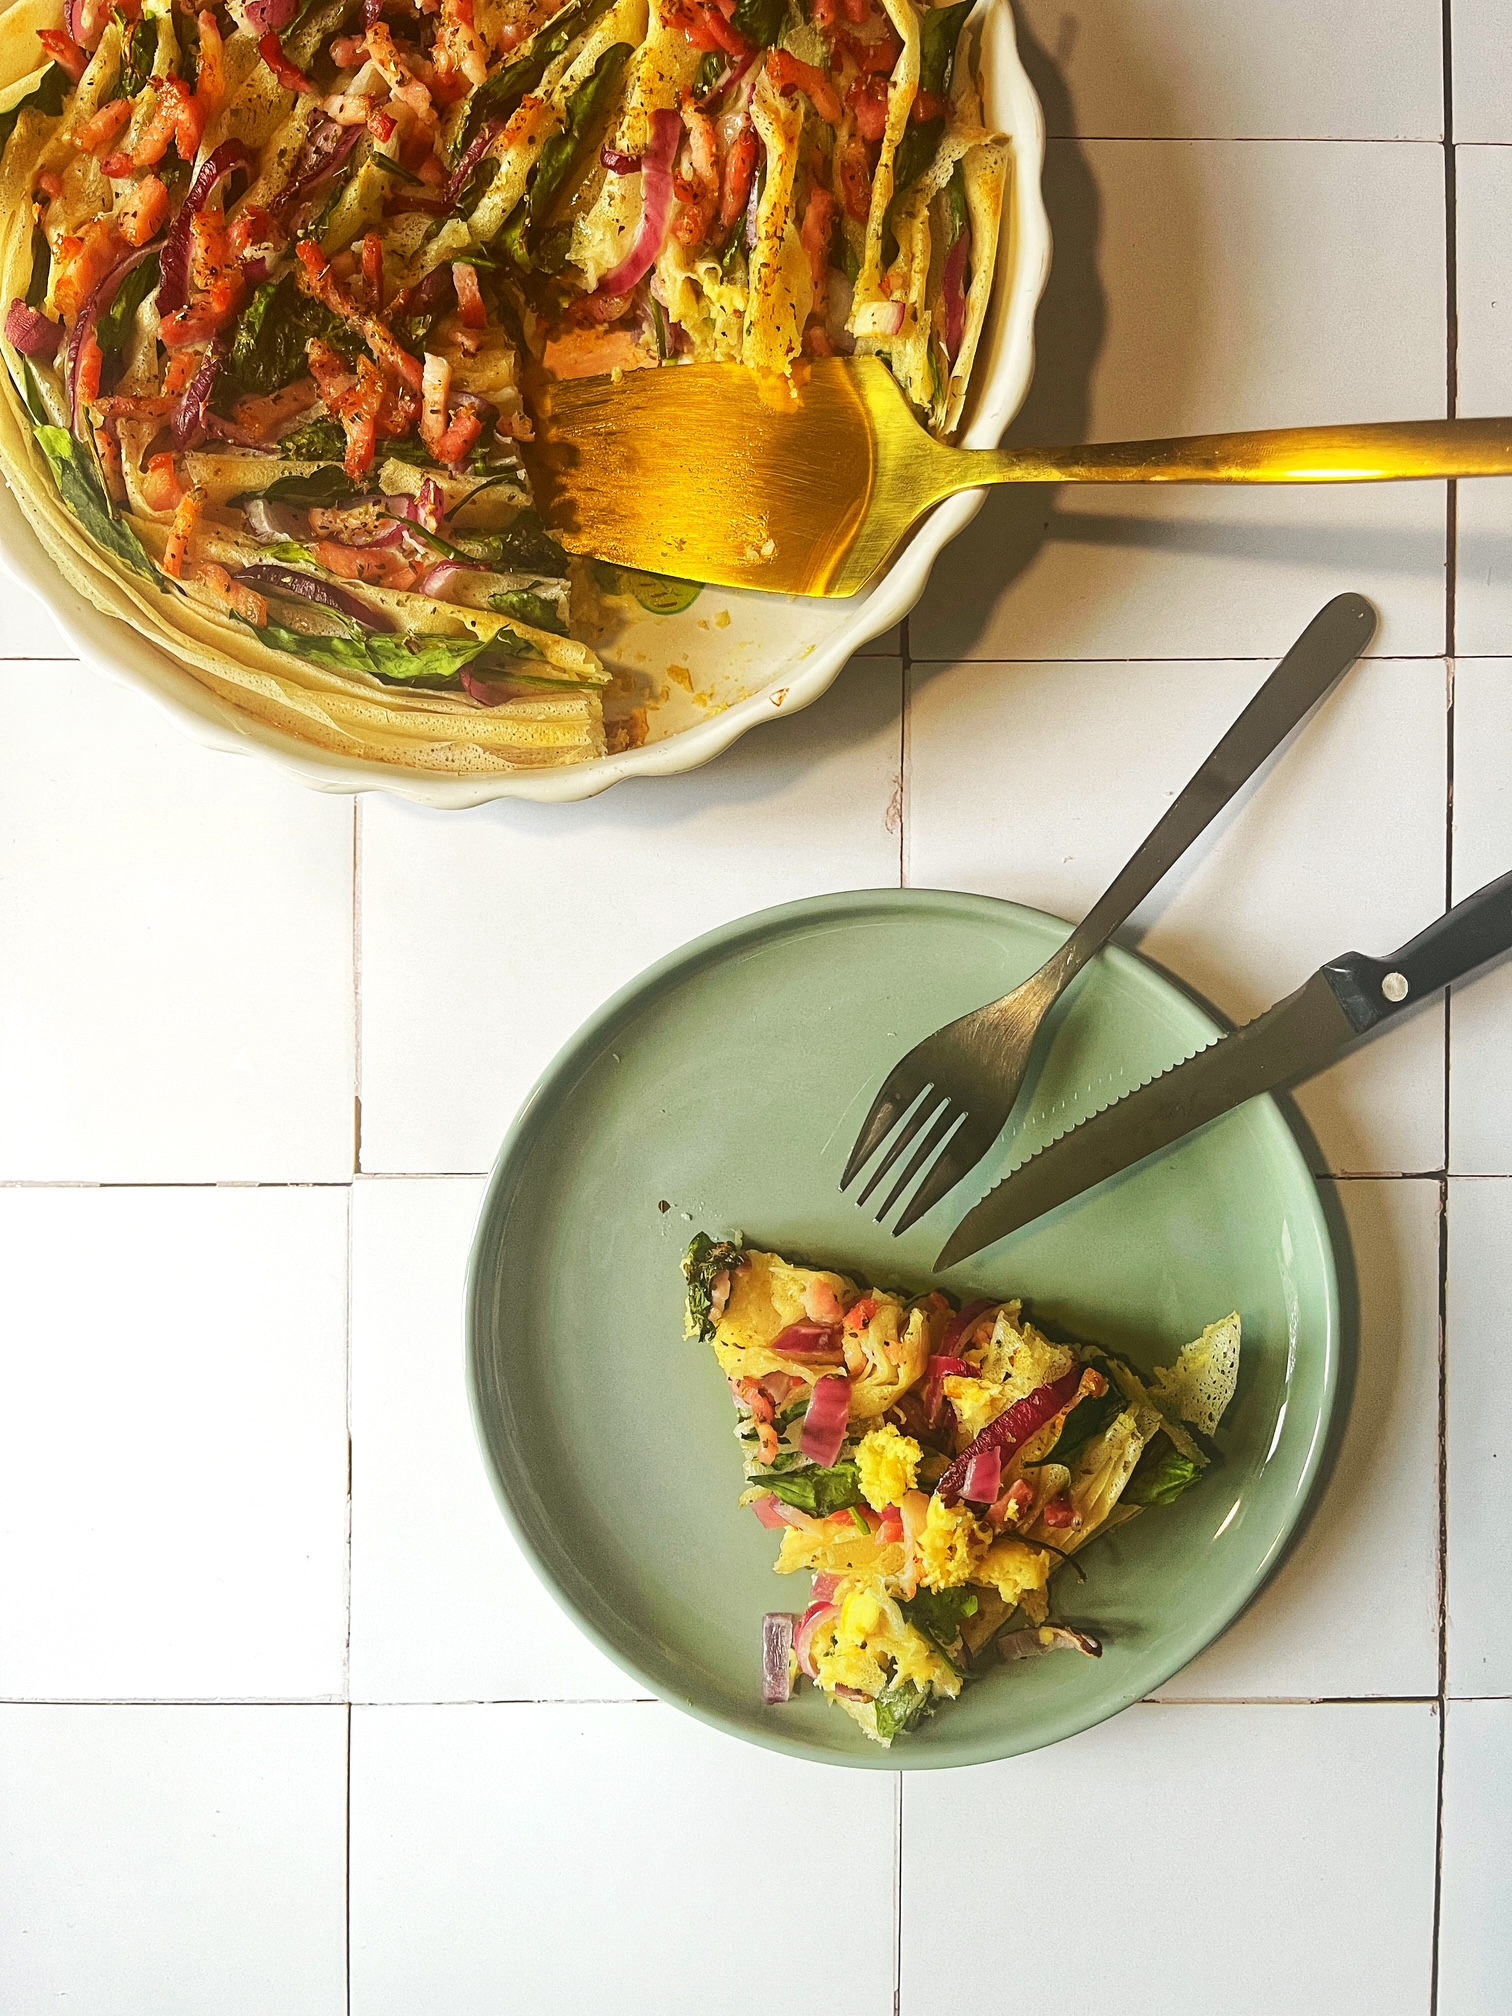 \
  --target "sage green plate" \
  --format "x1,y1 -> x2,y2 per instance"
466,890 -> 1339,1770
